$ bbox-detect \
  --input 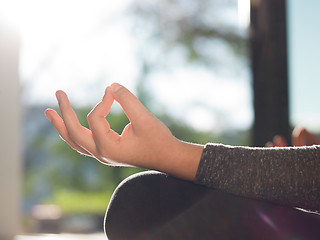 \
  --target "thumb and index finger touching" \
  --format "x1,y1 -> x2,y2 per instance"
45,82 -> 149,149
110,83 -> 151,126
88,82 -> 149,125
87,82 -> 149,139
86,83 -> 150,160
